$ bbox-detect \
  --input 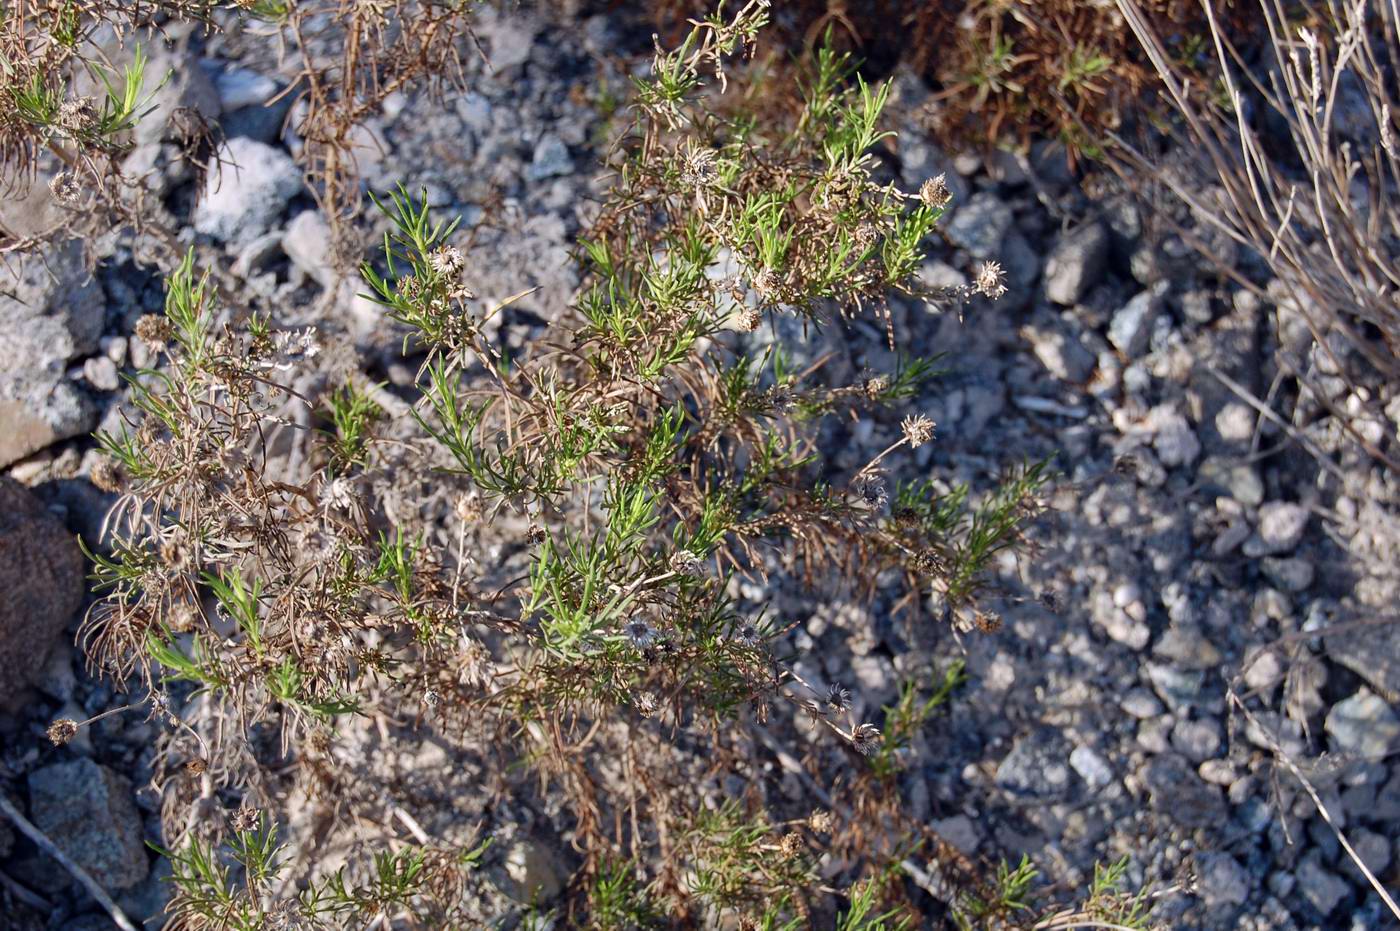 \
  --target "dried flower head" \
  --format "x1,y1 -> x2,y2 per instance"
634,690 -> 659,717
973,260 -> 1008,300
135,314 -> 173,349
668,548 -> 703,576
231,804 -> 260,833
454,491 -> 484,523
900,414 -> 935,448
750,267 -> 778,301
734,621 -> 763,647
429,245 -> 467,280
851,723 -> 882,755
46,718 -> 79,746
89,456 -> 125,493
625,617 -> 659,650
679,144 -> 719,188
456,637 -> 491,687
186,757 -> 208,775
49,170 -> 84,206
421,688 -> 441,709
918,174 -> 952,209
808,810 -> 836,833
777,831 -> 803,860
853,222 -> 880,250
824,683 -> 852,714
56,96 -> 96,133
862,374 -> 890,400
851,472 -> 888,510
525,522 -> 546,545
736,305 -> 763,332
